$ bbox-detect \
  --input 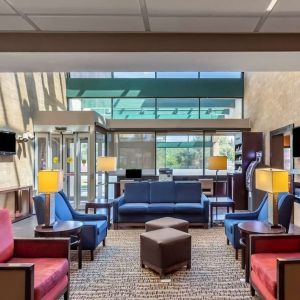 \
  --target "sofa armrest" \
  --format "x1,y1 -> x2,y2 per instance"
250,234 -> 300,255
0,263 -> 34,300
225,211 -> 258,220
73,212 -> 107,221
113,195 -> 125,223
14,238 -> 70,259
